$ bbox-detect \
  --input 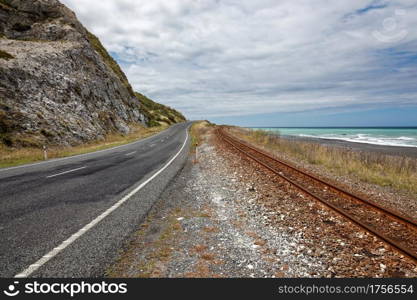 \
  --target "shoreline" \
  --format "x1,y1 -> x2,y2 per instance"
281,135 -> 417,158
